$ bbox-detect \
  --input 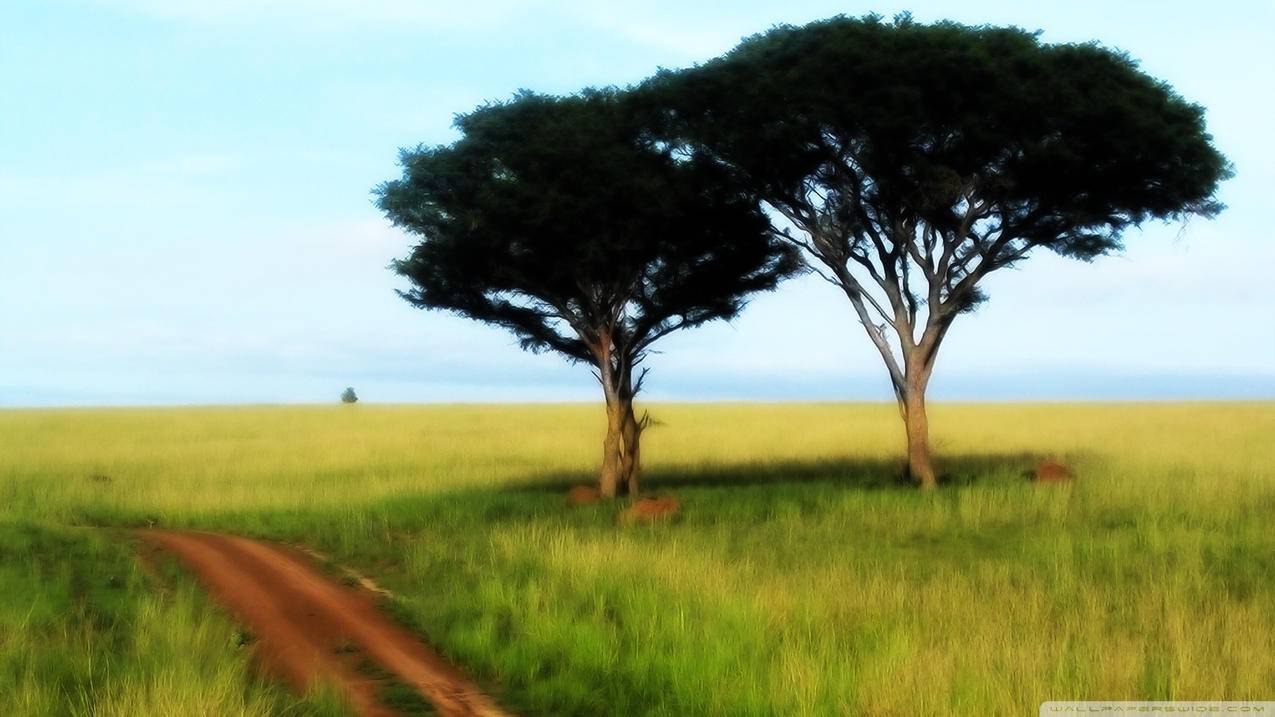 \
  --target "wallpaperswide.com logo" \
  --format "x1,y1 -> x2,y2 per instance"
1042,702 -> 1275,714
